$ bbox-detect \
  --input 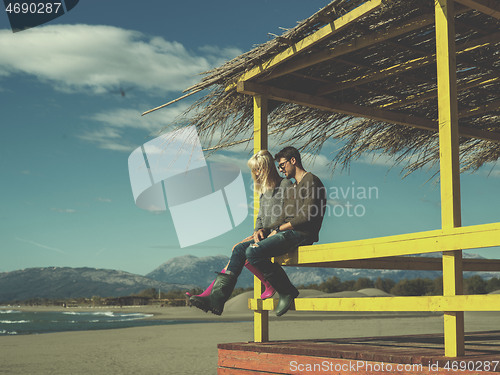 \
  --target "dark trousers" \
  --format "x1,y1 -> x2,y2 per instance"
226,230 -> 311,276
